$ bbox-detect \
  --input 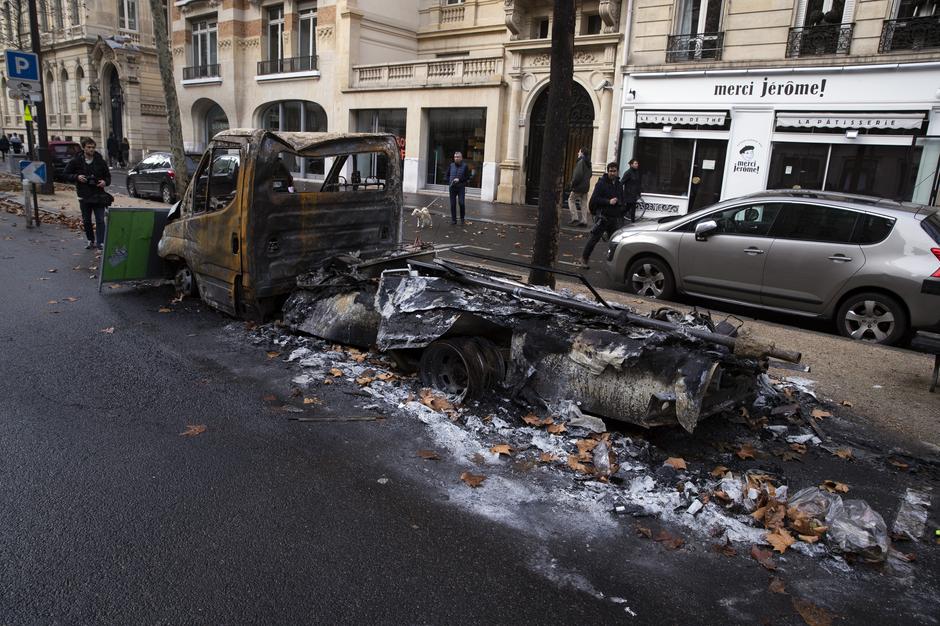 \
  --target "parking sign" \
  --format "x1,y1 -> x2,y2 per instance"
5,50 -> 40,83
